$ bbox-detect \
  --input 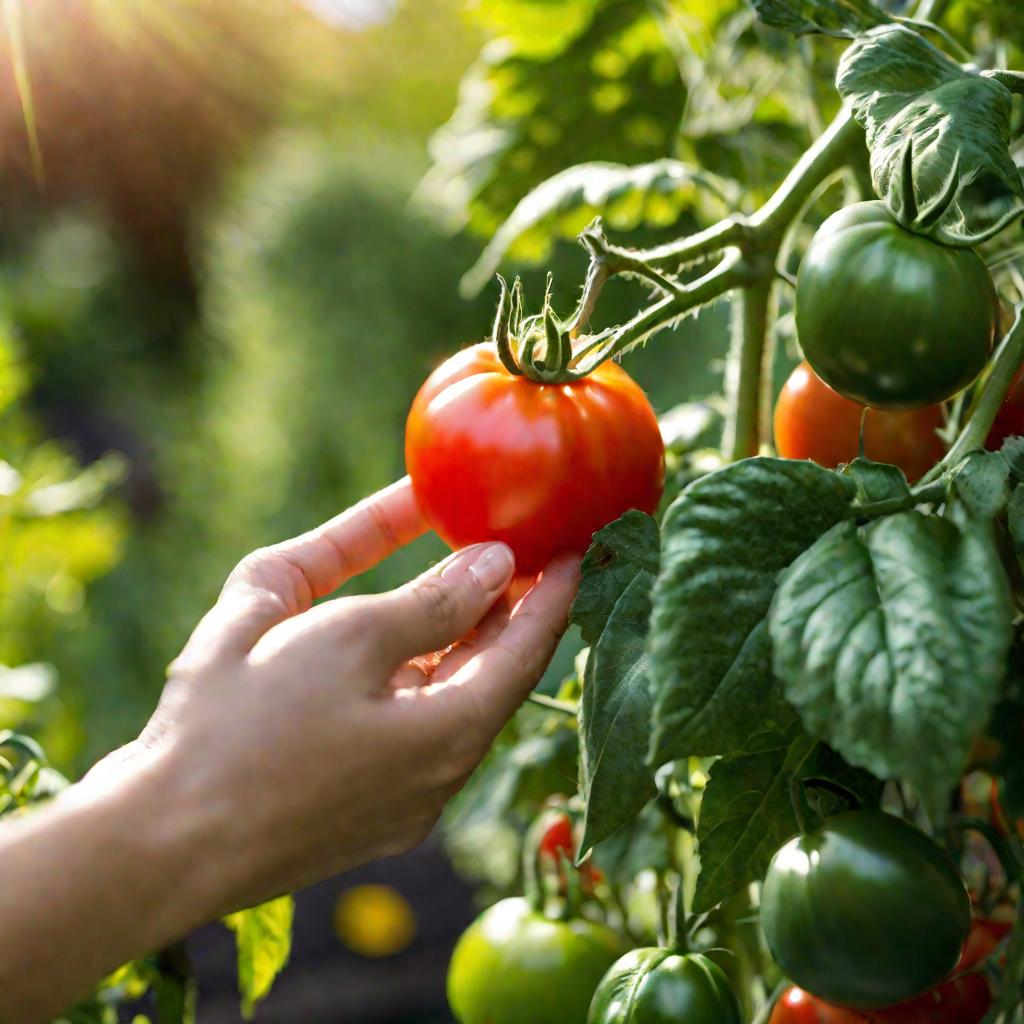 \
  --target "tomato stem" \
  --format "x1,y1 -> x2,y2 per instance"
722,274 -> 774,461
788,776 -> 811,836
